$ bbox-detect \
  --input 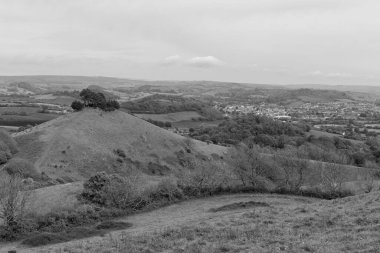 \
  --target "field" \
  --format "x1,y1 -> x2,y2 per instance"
32,95 -> 76,106
173,119 -> 223,128
0,106 -> 59,127
6,192 -> 379,253
135,111 -> 204,122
